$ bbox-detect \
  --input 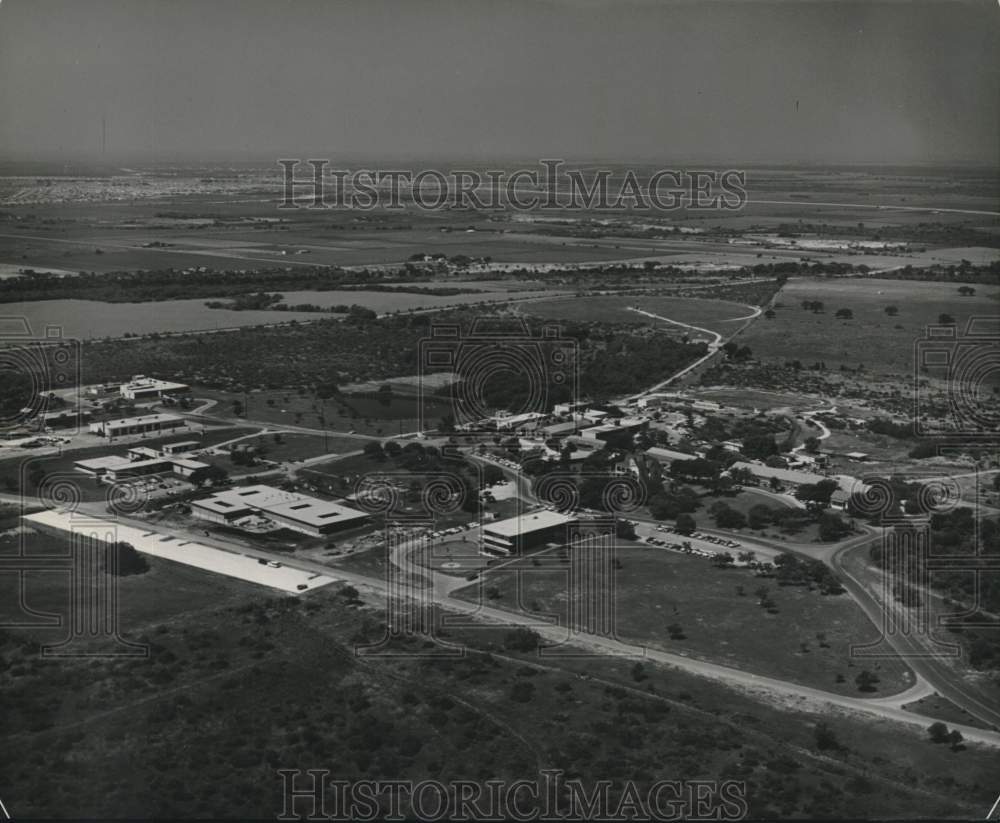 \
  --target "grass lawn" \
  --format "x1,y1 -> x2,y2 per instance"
738,277 -> 998,375
219,431 -> 362,462
0,528 -> 263,643
196,385 -> 455,437
454,544 -> 914,696
696,487 -> 799,516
